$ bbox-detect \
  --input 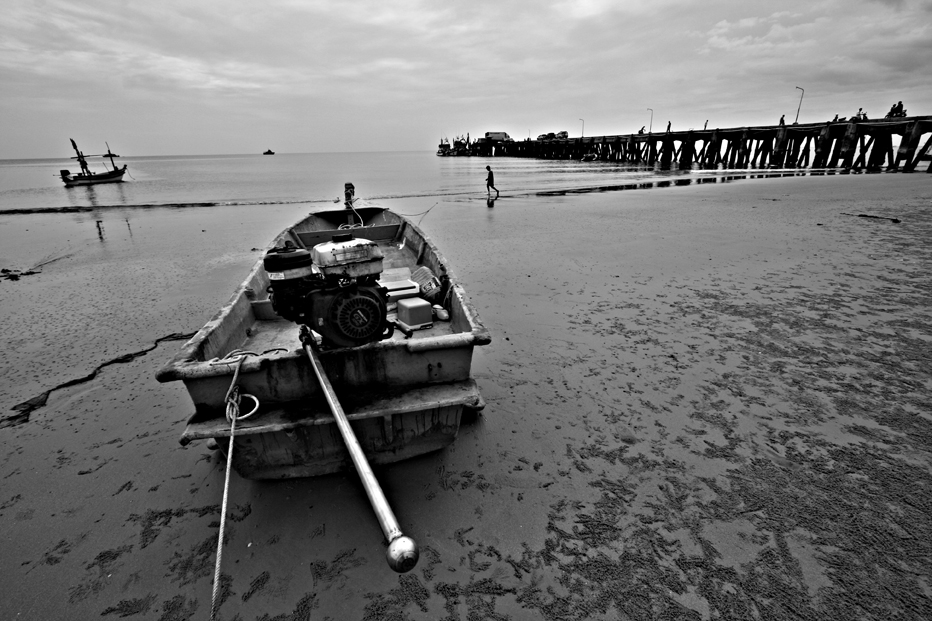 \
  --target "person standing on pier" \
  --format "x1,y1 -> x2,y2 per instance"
666,121 -> 671,133
486,165 -> 499,198
779,115 -> 785,126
